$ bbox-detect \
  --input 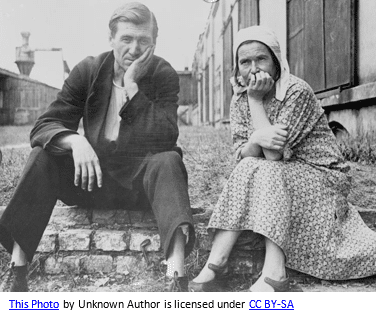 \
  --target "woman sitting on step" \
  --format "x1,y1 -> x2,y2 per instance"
189,26 -> 376,292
